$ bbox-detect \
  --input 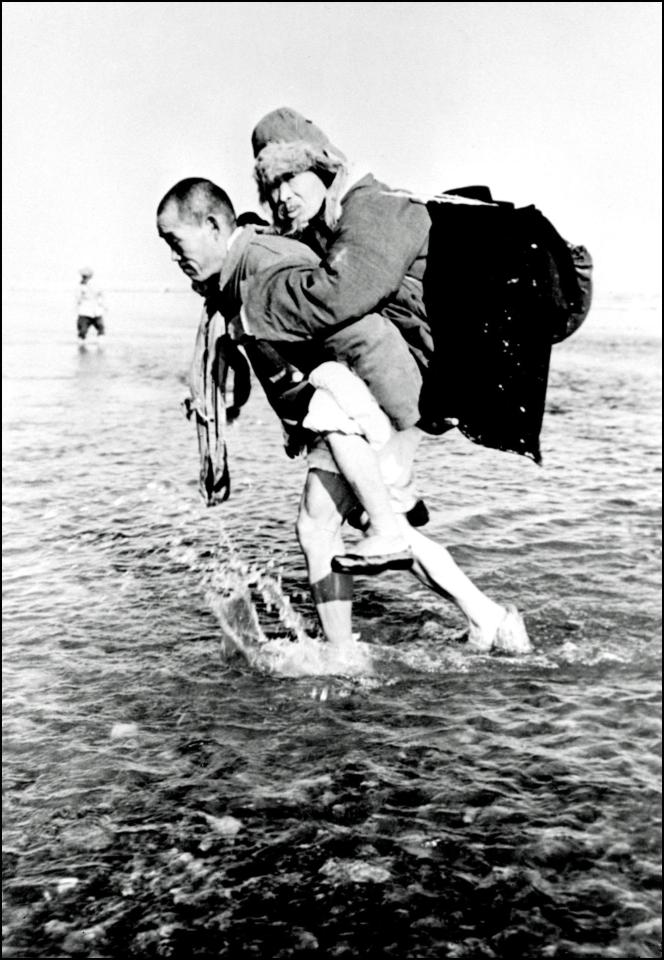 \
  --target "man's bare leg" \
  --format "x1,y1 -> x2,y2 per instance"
296,468 -> 357,647
403,522 -> 531,652
296,468 -> 529,653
